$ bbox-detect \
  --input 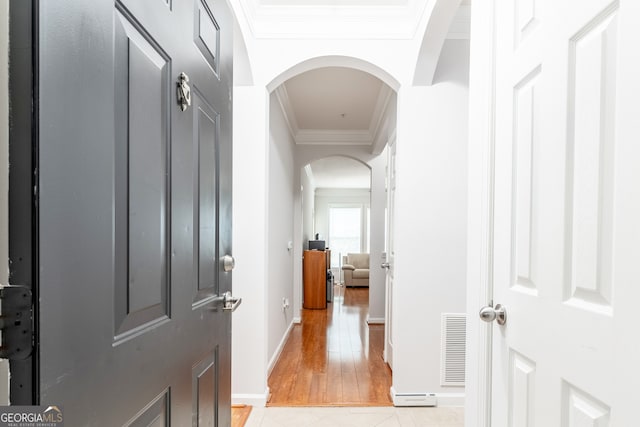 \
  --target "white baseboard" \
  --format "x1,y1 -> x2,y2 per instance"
390,387 -> 464,407
232,388 -> 270,407
293,316 -> 301,324
267,320 -> 295,376
366,316 -> 385,325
